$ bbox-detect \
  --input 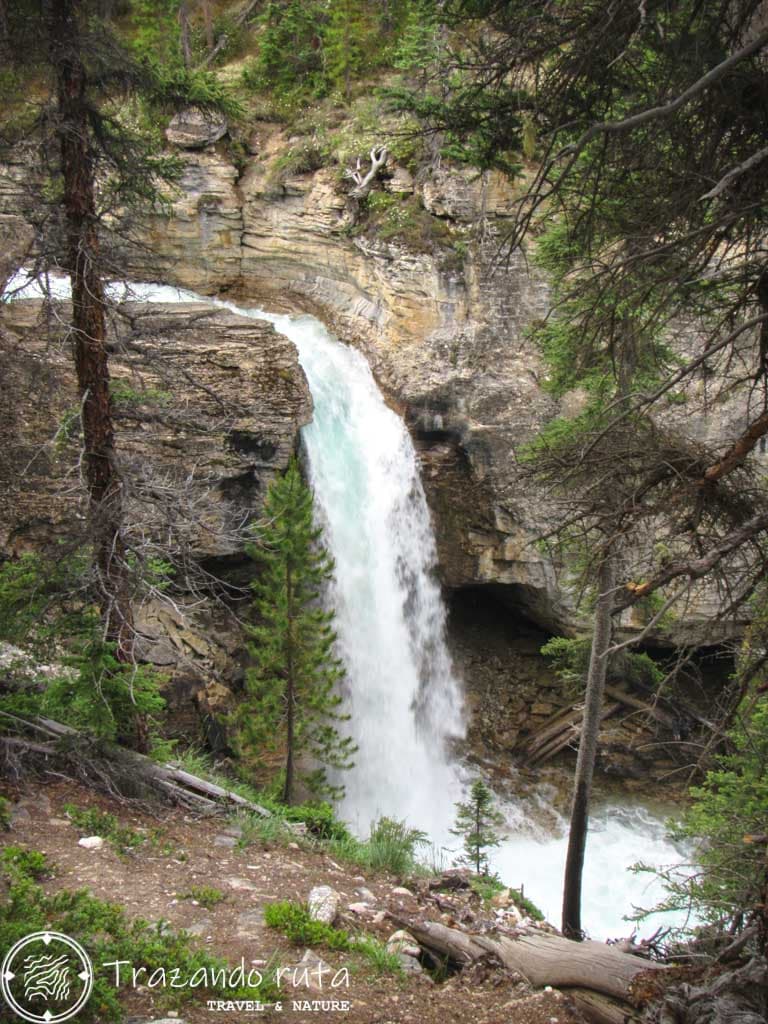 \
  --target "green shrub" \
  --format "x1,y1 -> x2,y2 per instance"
541,635 -> 663,700
0,845 -> 52,880
264,900 -> 351,951
353,934 -> 404,976
328,816 -> 427,876
283,801 -> 351,842
0,552 -> 168,745
180,885 -> 225,909
469,873 -> 505,904
0,848 -> 279,1021
64,804 -> 145,855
